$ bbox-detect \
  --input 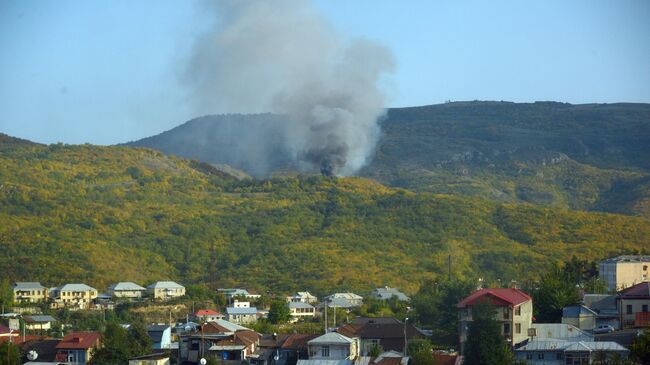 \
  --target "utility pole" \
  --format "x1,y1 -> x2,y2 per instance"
324,304 -> 328,333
